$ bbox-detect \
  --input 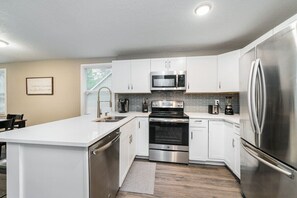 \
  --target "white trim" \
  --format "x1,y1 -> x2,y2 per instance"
80,63 -> 112,116
0,68 -> 7,115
